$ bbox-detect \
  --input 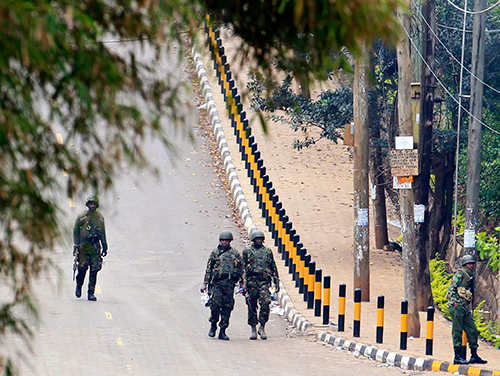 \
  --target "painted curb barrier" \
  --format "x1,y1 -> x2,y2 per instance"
318,331 -> 500,376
